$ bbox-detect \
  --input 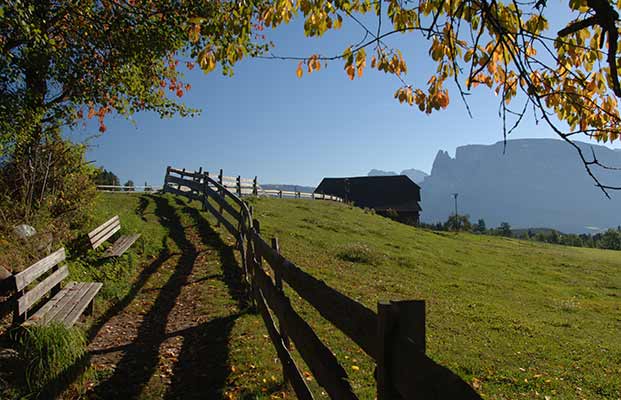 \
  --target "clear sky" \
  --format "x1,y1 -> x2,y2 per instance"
72,3 -> 621,187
